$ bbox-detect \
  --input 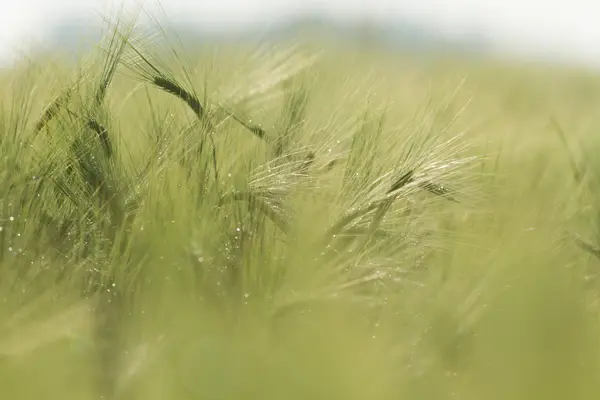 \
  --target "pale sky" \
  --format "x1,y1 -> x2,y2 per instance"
2,0 -> 600,66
